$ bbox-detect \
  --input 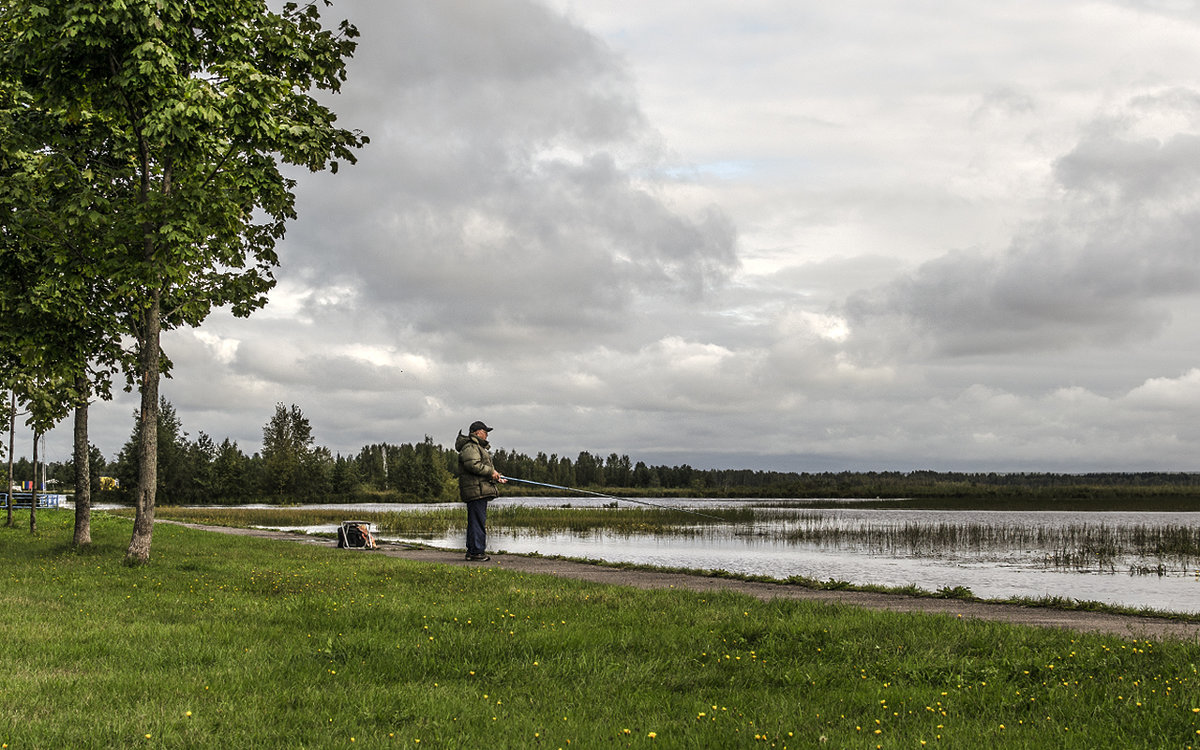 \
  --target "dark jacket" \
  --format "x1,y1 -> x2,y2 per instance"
456,431 -> 499,502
